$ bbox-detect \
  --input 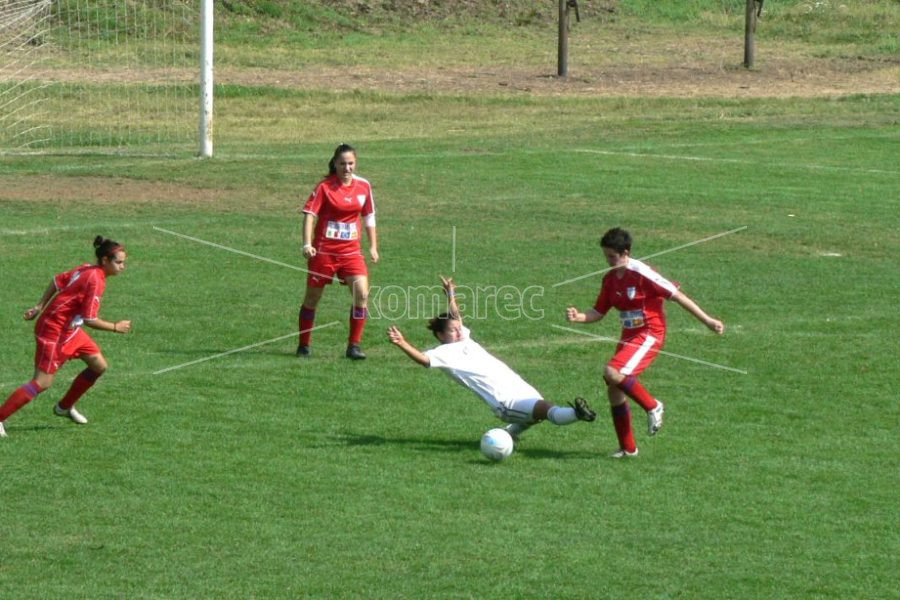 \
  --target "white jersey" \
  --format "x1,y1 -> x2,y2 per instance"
423,326 -> 543,418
